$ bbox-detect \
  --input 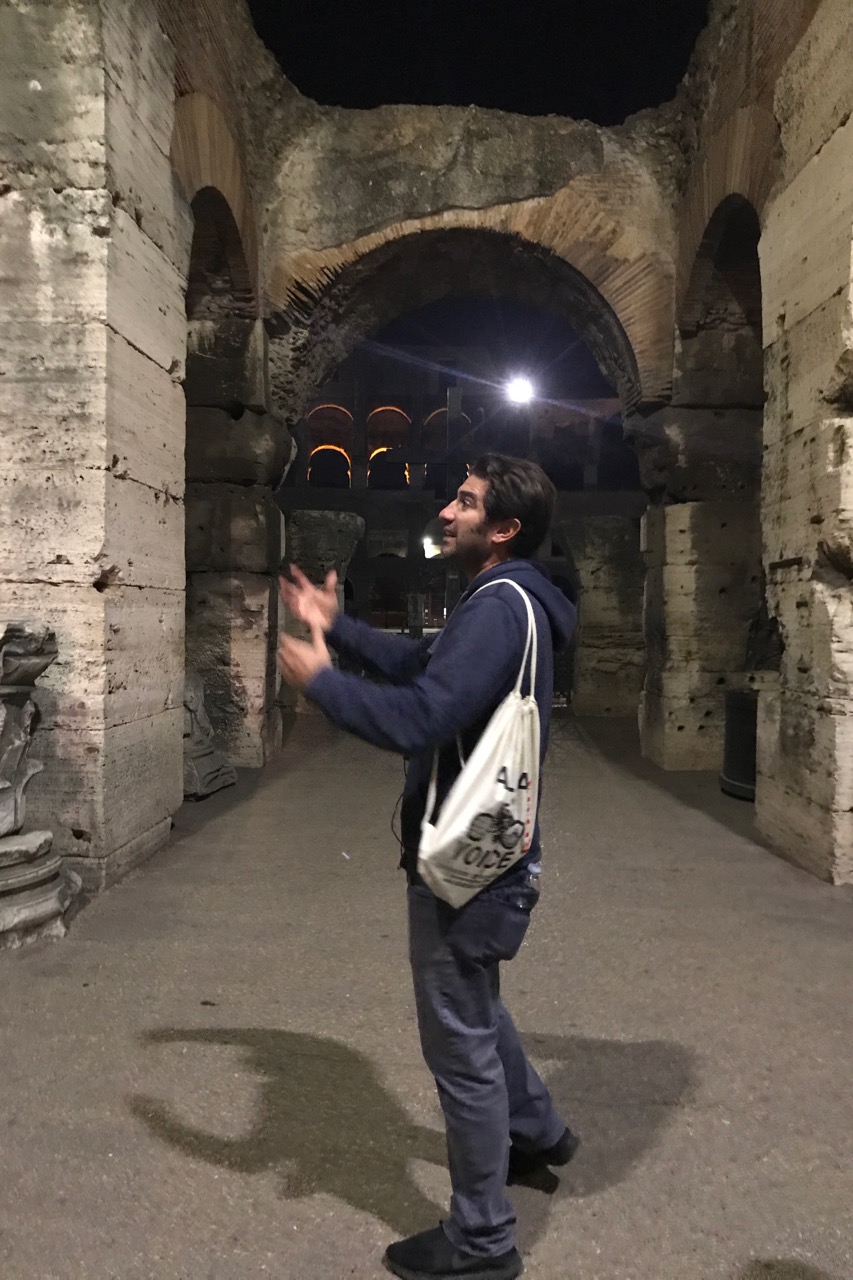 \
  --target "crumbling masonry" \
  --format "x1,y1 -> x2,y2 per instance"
0,0 -> 851,891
